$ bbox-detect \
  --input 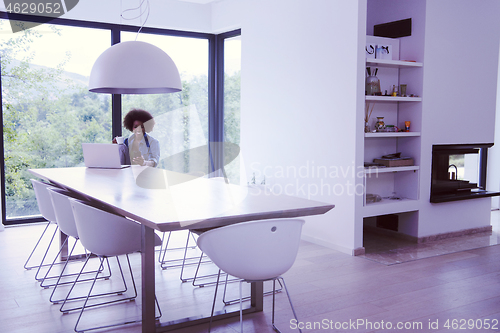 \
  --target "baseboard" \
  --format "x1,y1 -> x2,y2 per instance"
301,225 -> 493,257
364,225 -> 493,244
352,247 -> 365,256
417,226 -> 493,243
301,234 -> 355,256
